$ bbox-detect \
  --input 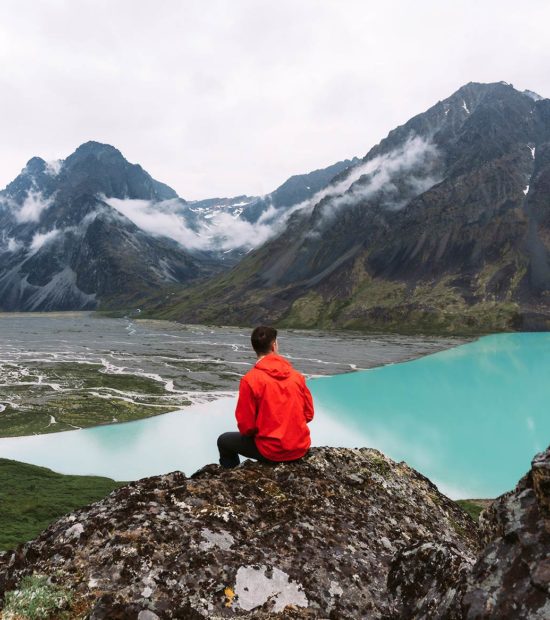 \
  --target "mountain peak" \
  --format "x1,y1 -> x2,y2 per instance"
57,141 -> 178,202
451,81 -> 546,103
24,156 -> 47,174
69,141 -> 125,162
